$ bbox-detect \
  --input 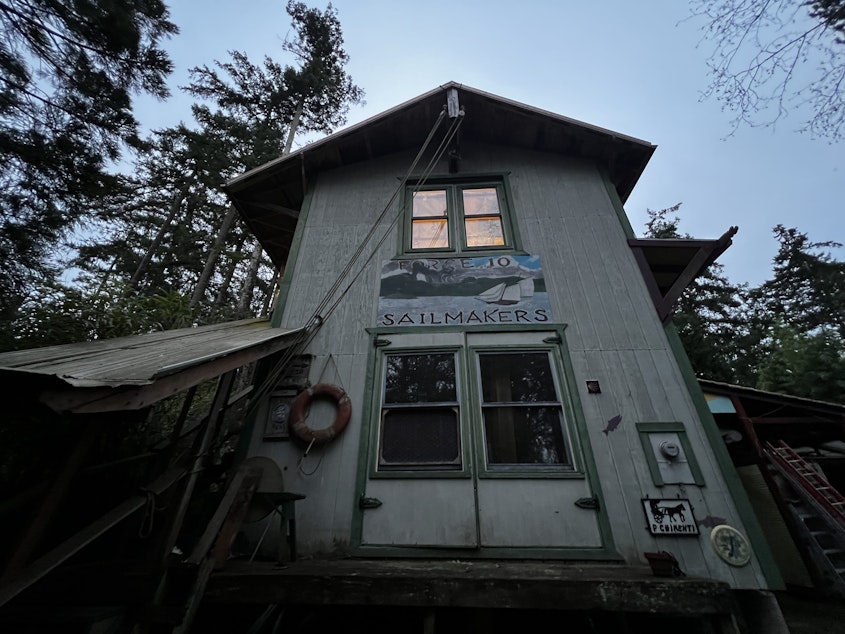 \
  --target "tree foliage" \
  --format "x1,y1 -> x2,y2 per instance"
645,205 -> 845,403
753,224 -> 845,337
692,0 -> 845,139
173,0 -> 364,314
4,280 -> 192,350
0,0 -> 178,321
185,1 -> 364,153
0,1 -> 365,352
756,323 -> 845,402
